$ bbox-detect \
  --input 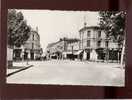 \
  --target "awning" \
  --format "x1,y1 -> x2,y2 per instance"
74,50 -> 83,55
